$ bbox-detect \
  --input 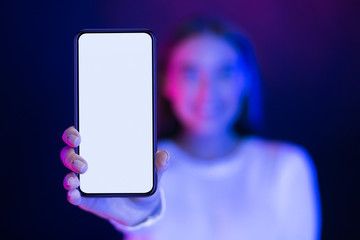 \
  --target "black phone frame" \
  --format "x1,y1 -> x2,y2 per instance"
74,29 -> 157,197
